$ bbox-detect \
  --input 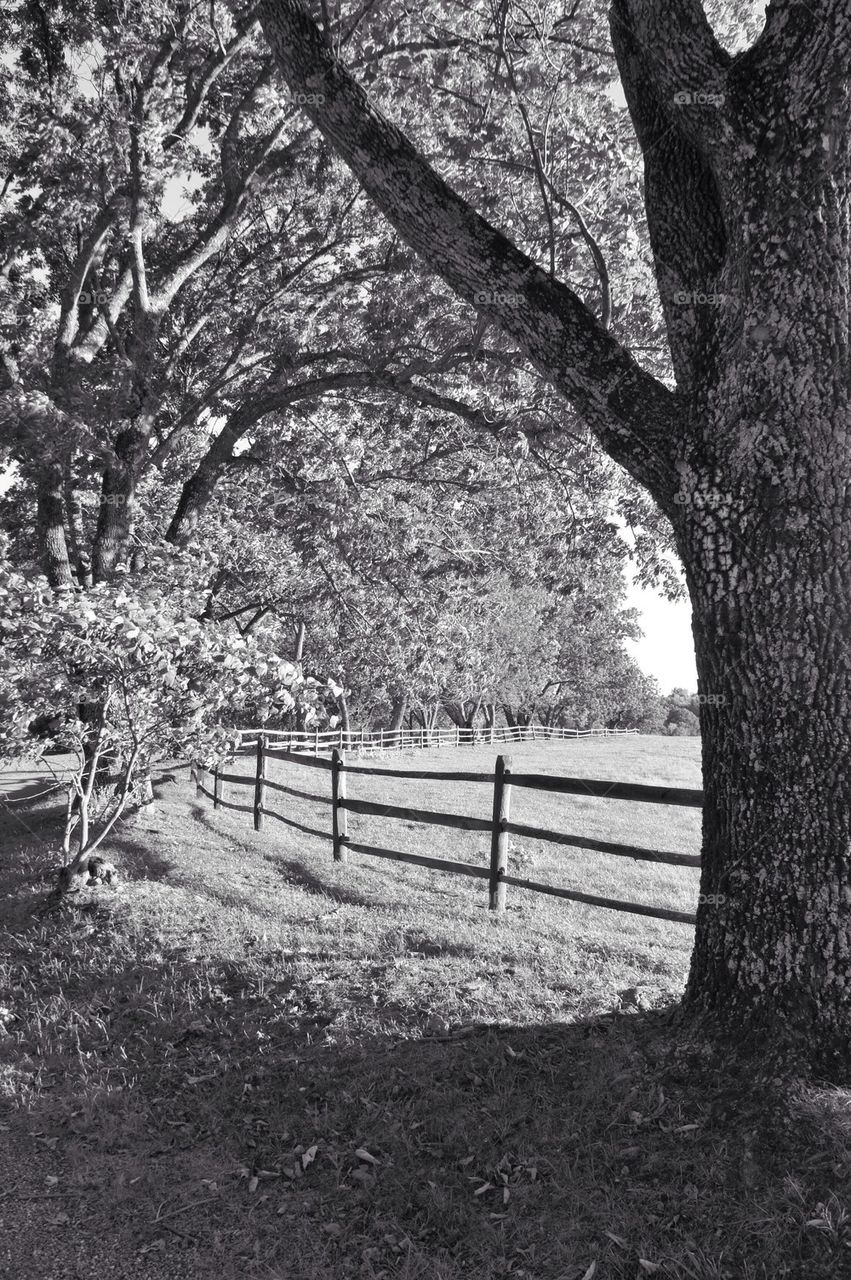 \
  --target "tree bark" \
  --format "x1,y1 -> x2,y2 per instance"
36,463 -> 75,589
293,621 -> 306,663
165,410 -> 252,543
388,694 -> 407,732
91,424 -> 150,580
683,509 -> 851,1070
